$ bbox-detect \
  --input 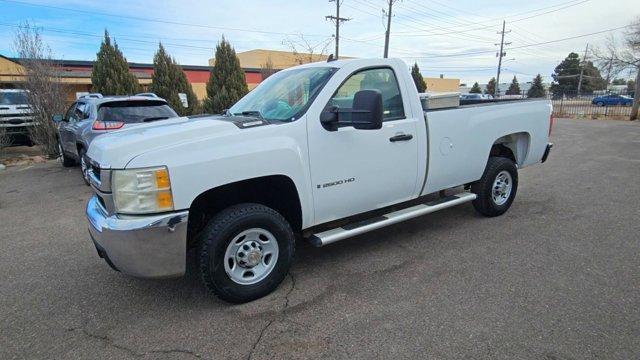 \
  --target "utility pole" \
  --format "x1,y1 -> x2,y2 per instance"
577,43 -> 589,95
494,20 -> 511,97
383,0 -> 398,58
326,0 -> 350,59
